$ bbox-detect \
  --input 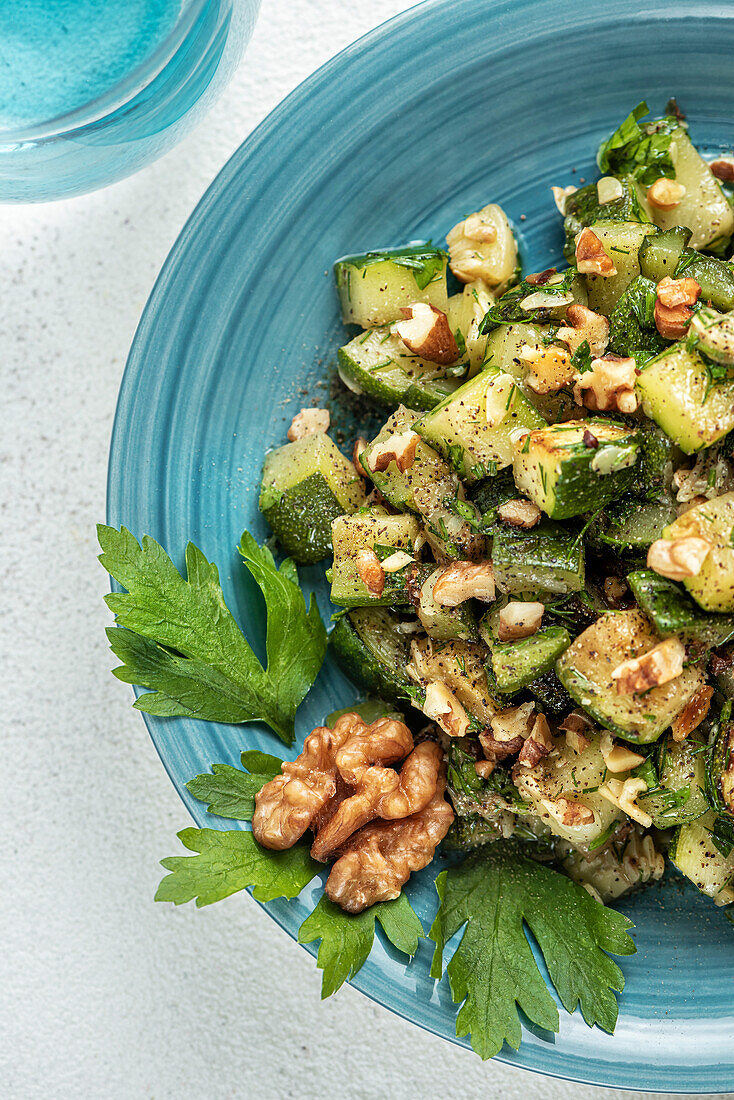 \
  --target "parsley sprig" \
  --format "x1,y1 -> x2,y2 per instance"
99,526 -> 327,744
429,845 -> 636,1059
597,101 -> 677,186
